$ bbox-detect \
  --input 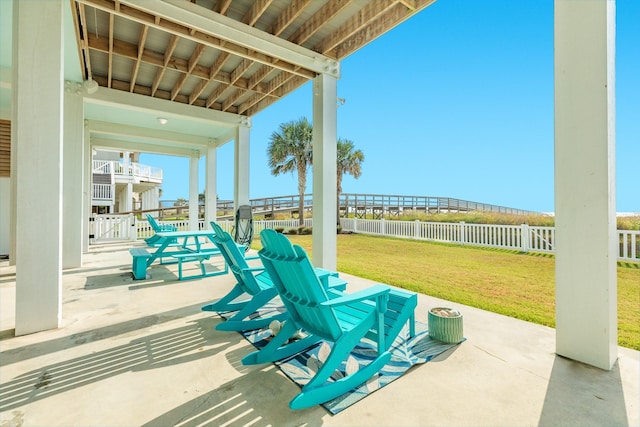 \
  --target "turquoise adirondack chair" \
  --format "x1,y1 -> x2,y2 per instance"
203,222 -> 348,332
243,229 -> 417,410
144,214 -> 178,246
